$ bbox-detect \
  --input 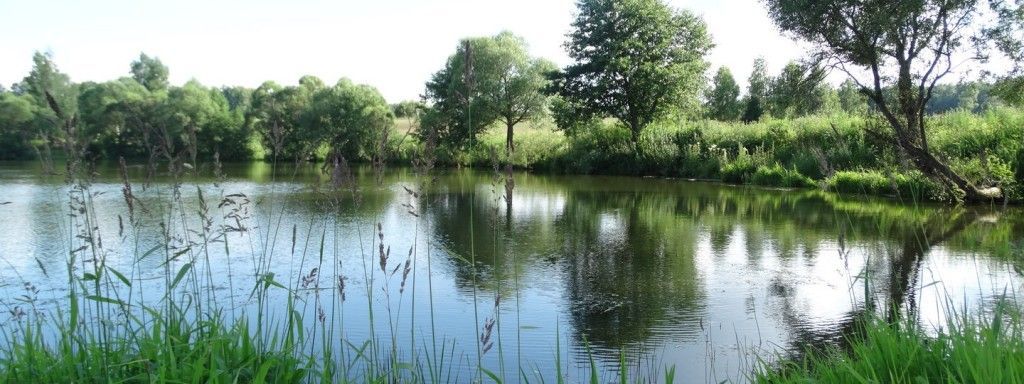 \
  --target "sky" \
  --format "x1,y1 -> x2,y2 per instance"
2,0 -> 820,102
